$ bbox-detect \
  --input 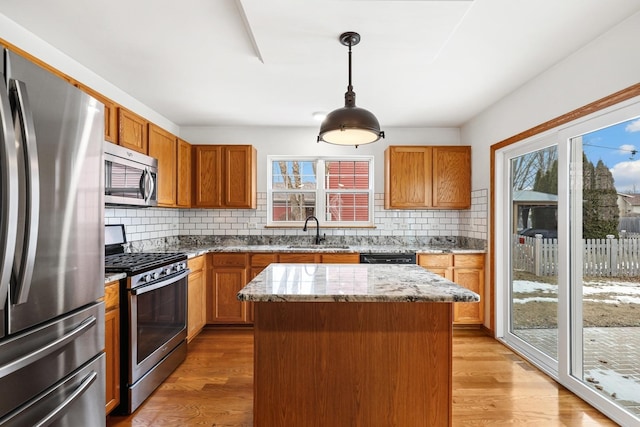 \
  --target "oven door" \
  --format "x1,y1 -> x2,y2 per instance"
127,270 -> 188,385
